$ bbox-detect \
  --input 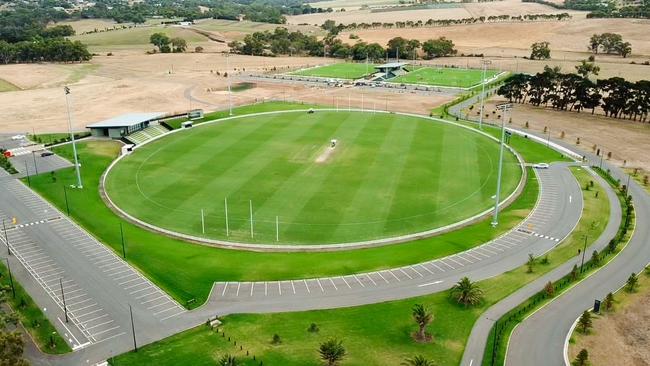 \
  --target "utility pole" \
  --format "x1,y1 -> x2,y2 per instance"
492,103 -> 512,227
32,151 -> 39,176
580,234 -> 588,273
24,161 -> 30,186
64,86 -> 83,188
478,60 -> 492,130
